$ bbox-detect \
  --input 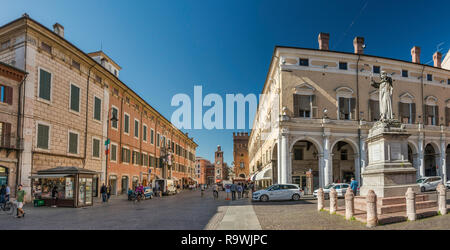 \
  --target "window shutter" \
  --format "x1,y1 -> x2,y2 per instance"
339,97 -> 345,119
293,94 -> 300,117
39,69 -> 51,101
446,107 -> 450,126
411,103 -> 416,124
398,102 -> 404,122
69,133 -> 78,154
435,106 -> 439,125
350,98 -> 356,120
37,124 -> 49,149
94,97 -> 101,121
70,85 -> 80,112
4,86 -> 12,105
2,122 -> 11,147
